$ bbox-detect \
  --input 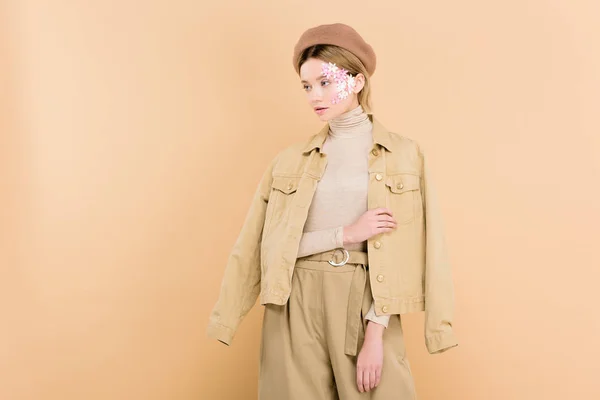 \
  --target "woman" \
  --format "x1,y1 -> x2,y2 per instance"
207,23 -> 458,399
